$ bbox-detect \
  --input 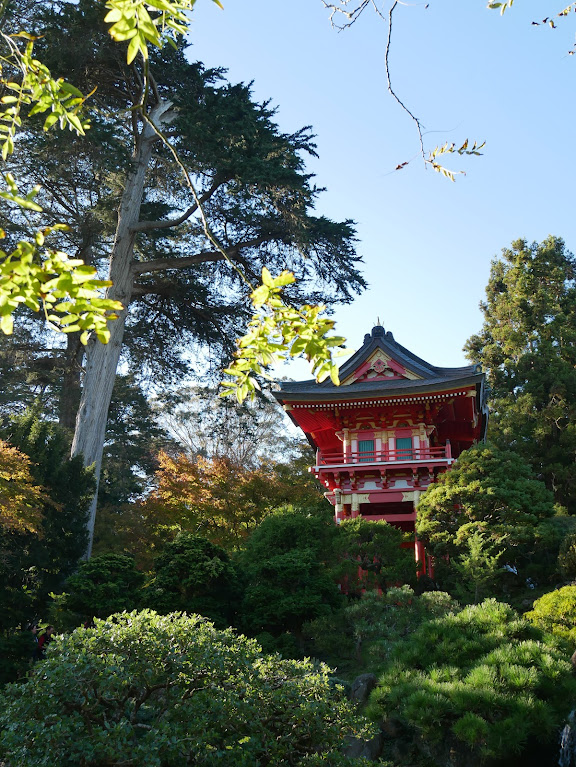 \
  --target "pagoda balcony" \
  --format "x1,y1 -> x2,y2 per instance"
314,443 -> 452,469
